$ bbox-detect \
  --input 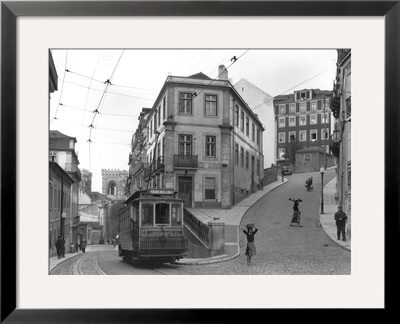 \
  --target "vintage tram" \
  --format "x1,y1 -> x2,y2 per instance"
117,188 -> 188,263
